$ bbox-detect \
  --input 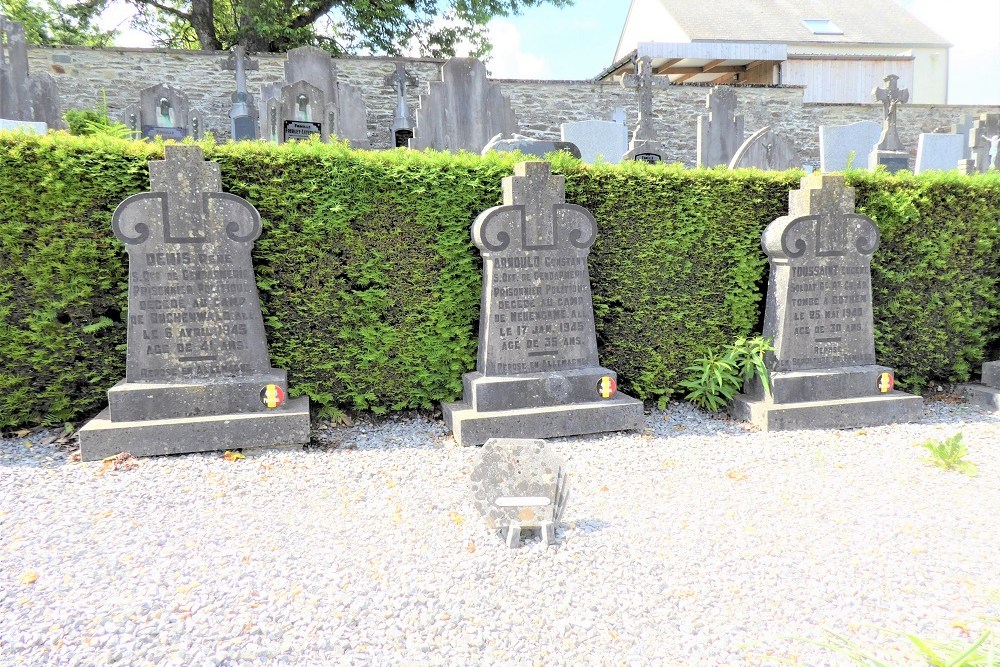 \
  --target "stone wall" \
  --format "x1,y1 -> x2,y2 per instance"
27,45 -> 999,168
